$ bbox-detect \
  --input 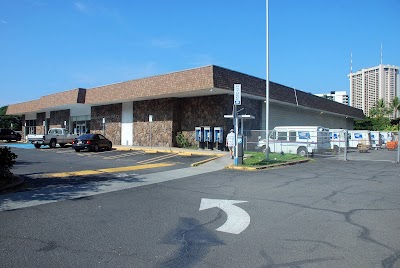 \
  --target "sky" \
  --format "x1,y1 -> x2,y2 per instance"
1,0 -> 399,107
